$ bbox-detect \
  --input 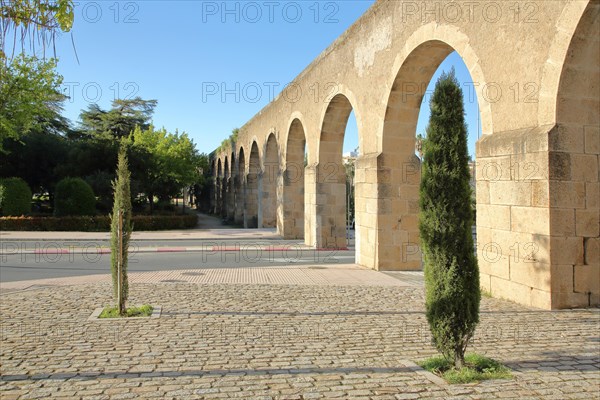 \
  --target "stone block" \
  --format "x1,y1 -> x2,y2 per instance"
549,124 -> 584,153
584,237 -> 599,266
479,254 -> 510,280
549,181 -> 586,208
476,156 -> 511,181
489,181 -> 532,206
584,124 -> 600,154
511,206 -> 549,235
586,182 -> 599,208
531,181 -> 549,207
490,276 -> 532,307
571,154 -> 598,182
550,236 -> 584,266
549,208 -> 576,237
510,260 -> 552,292
575,209 -> 600,237
478,204 -> 511,230
574,264 -> 600,294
